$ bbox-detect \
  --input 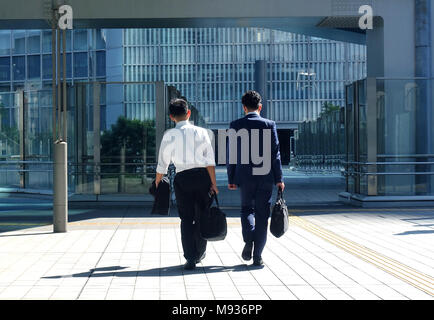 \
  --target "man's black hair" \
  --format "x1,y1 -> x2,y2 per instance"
242,90 -> 262,111
169,98 -> 189,117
